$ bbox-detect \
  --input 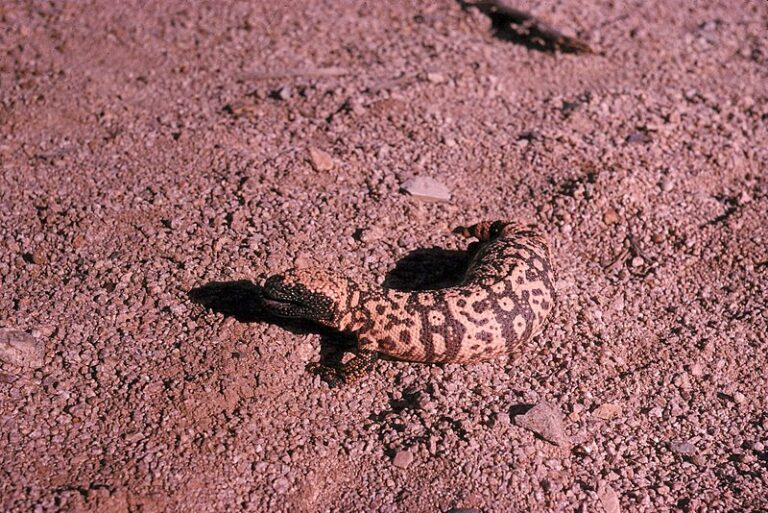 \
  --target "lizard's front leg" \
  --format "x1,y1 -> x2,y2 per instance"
453,220 -> 508,241
306,349 -> 379,388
